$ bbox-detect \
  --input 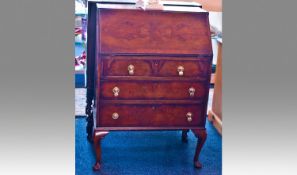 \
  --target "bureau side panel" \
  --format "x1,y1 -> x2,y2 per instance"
86,2 -> 97,106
